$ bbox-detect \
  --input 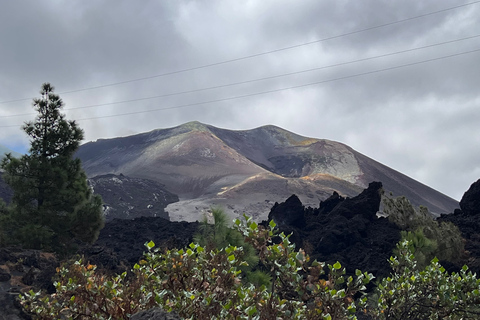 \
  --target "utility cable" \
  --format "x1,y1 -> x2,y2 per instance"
1,47 -> 479,128
0,0 -> 478,104
1,34 -> 479,119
